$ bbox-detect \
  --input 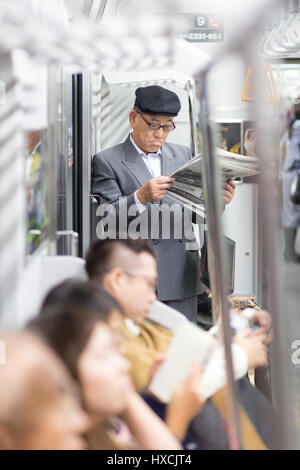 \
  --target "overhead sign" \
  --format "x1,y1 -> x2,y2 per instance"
179,13 -> 224,43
